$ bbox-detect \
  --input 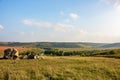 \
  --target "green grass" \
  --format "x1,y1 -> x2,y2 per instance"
56,48 -> 107,51
0,56 -> 120,80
